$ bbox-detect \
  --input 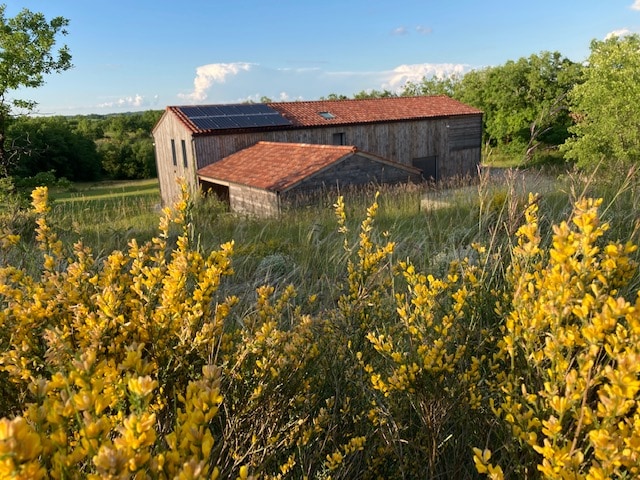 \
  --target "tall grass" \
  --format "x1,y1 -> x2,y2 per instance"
8,164 -> 640,293
20,166 -> 639,303
3,165 -> 640,478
